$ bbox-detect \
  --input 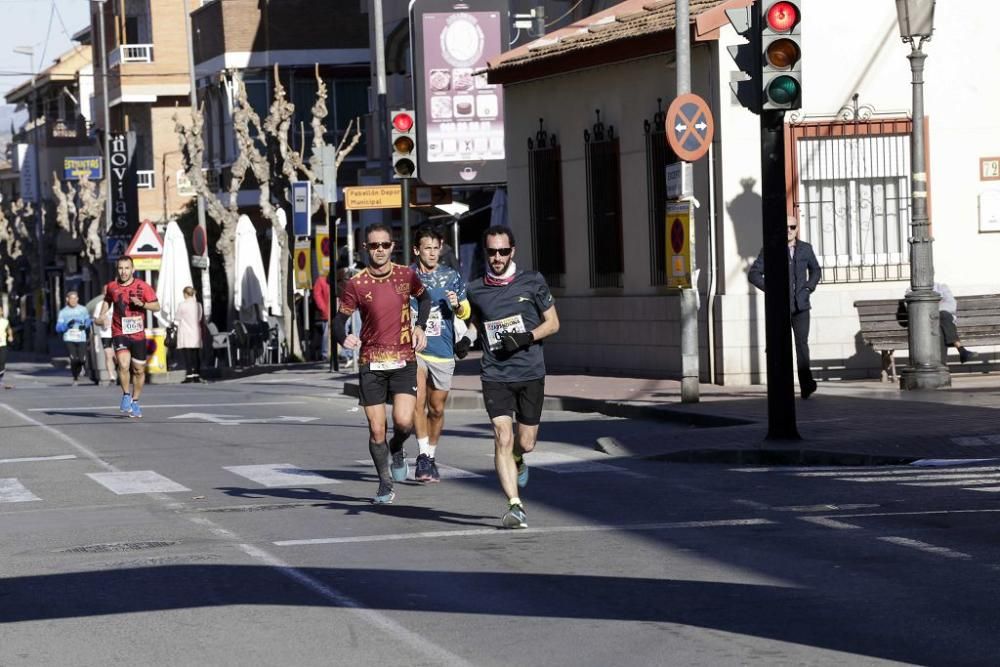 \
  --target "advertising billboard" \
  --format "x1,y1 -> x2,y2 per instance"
411,0 -> 510,186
